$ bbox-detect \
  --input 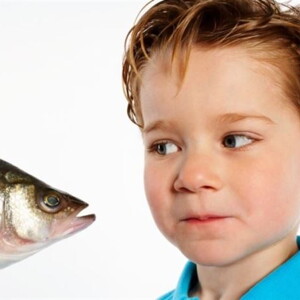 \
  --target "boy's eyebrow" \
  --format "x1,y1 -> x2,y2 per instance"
216,113 -> 276,125
142,120 -> 175,134
143,113 -> 276,134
